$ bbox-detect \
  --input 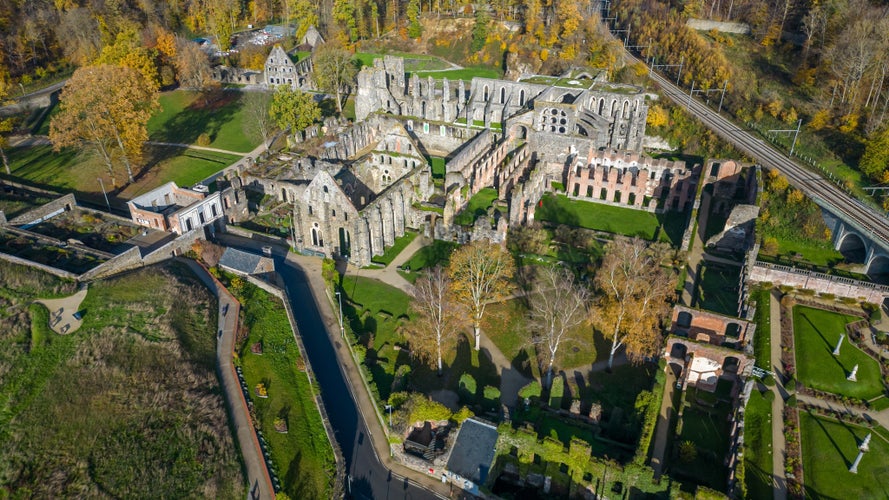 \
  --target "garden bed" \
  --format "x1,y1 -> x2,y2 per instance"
25,209 -> 141,253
